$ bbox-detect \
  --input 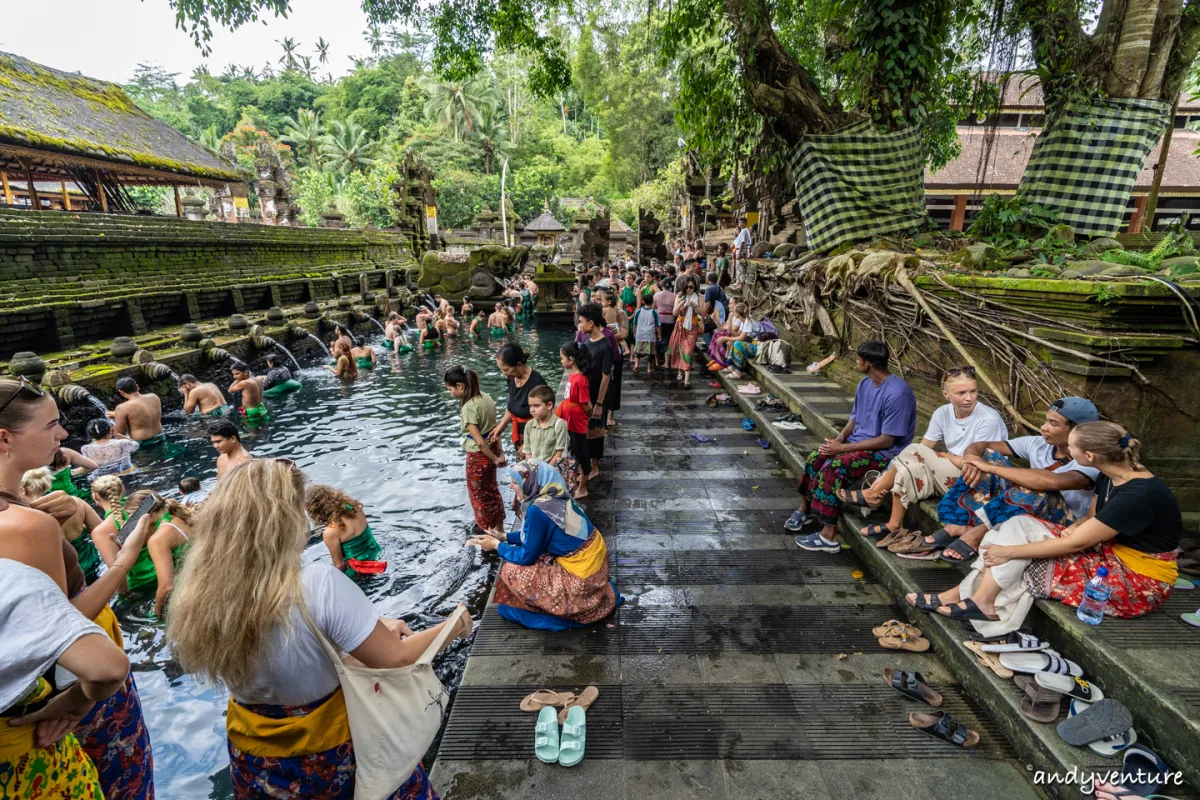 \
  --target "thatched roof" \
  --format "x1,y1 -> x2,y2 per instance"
526,205 -> 566,232
0,52 -> 243,184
